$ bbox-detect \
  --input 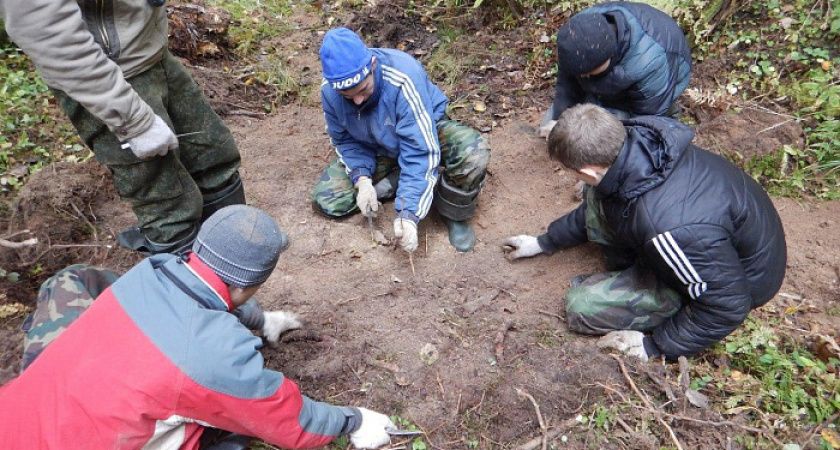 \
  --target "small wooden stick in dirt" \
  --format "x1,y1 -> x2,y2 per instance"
494,320 -> 515,364
408,251 -> 416,276
515,417 -> 580,450
611,354 -> 685,450
0,237 -> 37,248
515,387 -> 547,450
